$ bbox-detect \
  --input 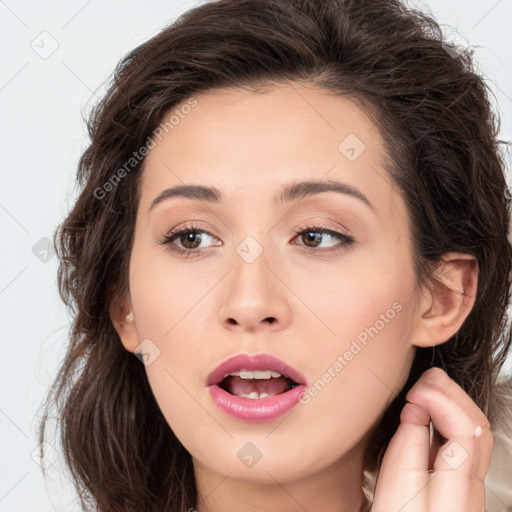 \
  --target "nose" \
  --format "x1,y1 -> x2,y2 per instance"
217,248 -> 292,333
